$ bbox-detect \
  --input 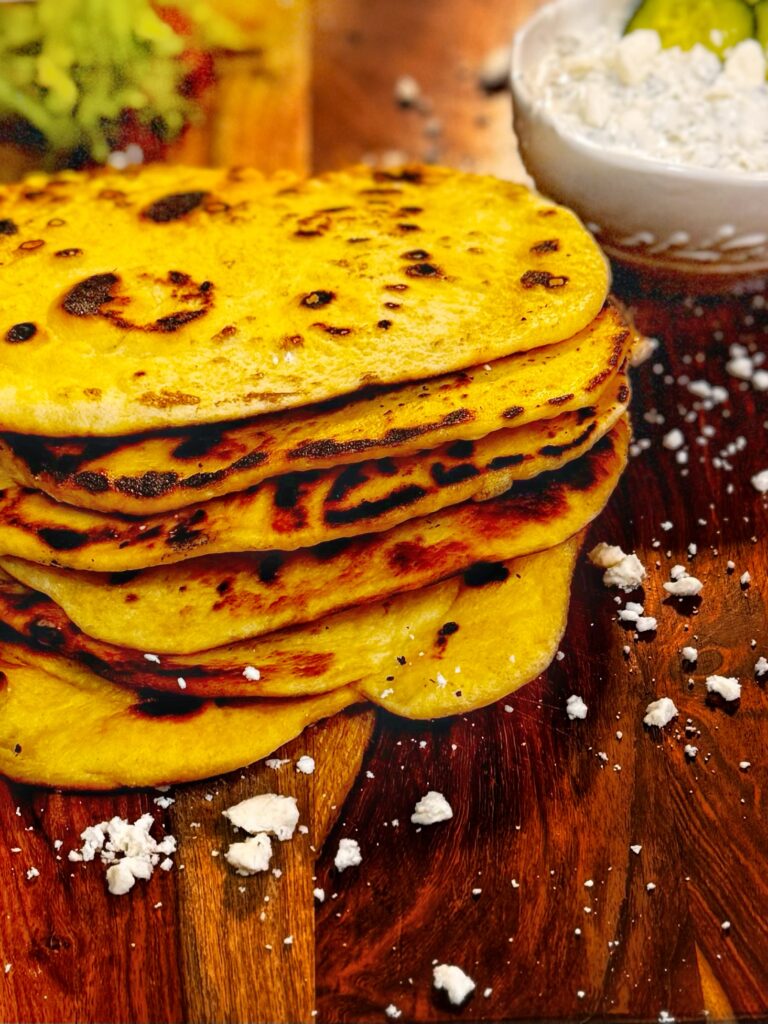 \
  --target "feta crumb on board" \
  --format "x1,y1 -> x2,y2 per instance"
705,675 -> 741,702
566,694 -> 588,720
663,575 -> 703,597
643,697 -> 678,728
334,838 -> 362,872
589,543 -> 647,592
68,814 -> 176,896
295,755 -> 315,775
225,834 -> 273,876
751,469 -> 768,494
385,1005 -> 403,1020
313,887 -> 326,903
222,794 -> 299,841
681,647 -> 698,663
684,744 -> 699,759
756,657 -> 768,677
411,791 -> 453,825
432,964 -> 476,1006
242,665 -> 261,682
